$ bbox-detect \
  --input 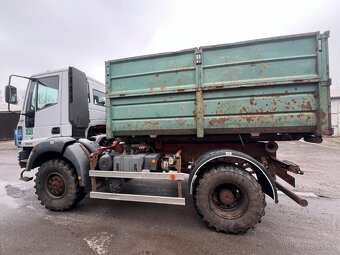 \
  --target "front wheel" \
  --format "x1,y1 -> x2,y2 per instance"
194,164 -> 266,234
35,159 -> 86,211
